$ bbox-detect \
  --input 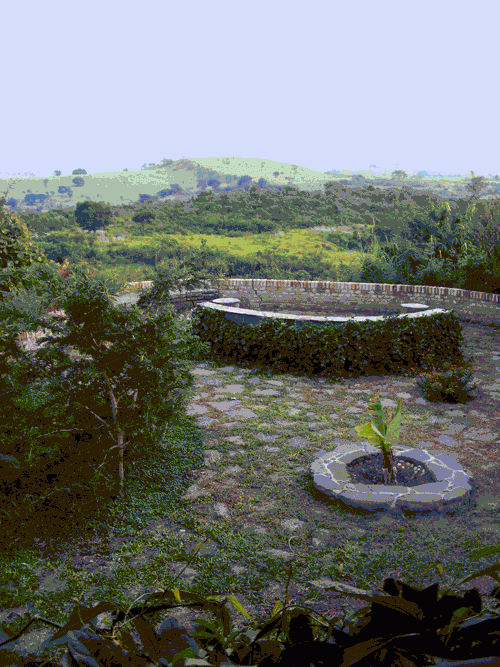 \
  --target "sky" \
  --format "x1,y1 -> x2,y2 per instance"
3,0 -> 499,182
